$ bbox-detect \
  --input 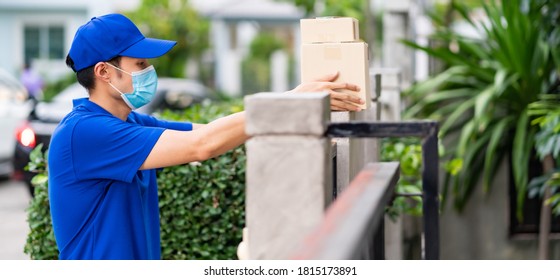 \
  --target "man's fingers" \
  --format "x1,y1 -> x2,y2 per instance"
331,99 -> 362,112
330,101 -> 346,110
329,82 -> 360,92
315,71 -> 339,82
330,91 -> 365,105
331,105 -> 345,111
